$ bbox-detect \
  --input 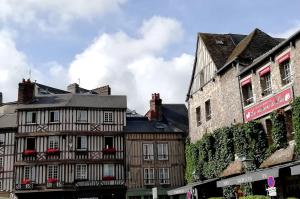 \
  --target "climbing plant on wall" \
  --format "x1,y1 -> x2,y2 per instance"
185,138 -> 199,183
270,110 -> 288,149
292,97 -> 300,155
